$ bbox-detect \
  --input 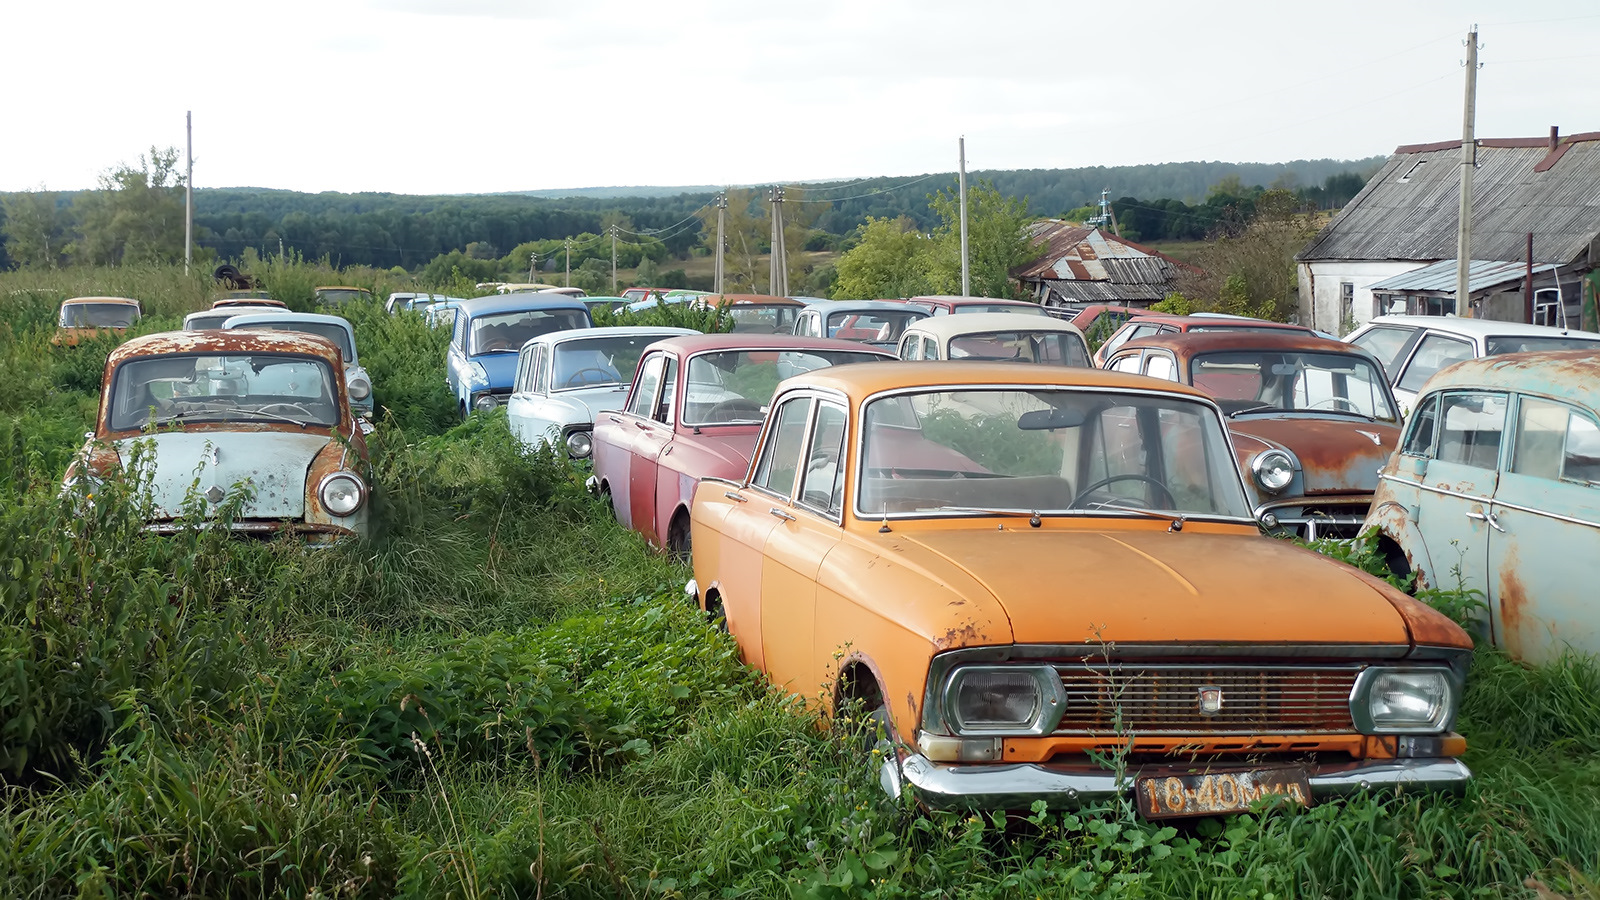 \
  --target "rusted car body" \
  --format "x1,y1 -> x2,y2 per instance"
896,313 -> 1091,367
687,361 -> 1472,812
591,334 -> 893,554
1365,351 -> 1600,665
53,296 -> 141,346
221,311 -> 374,418
1093,313 -> 1314,367
68,331 -> 371,542
1107,332 -> 1401,540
